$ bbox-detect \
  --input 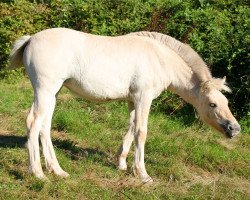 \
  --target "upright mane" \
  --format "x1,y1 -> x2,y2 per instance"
128,31 -> 212,84
129,31 -> 231,92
